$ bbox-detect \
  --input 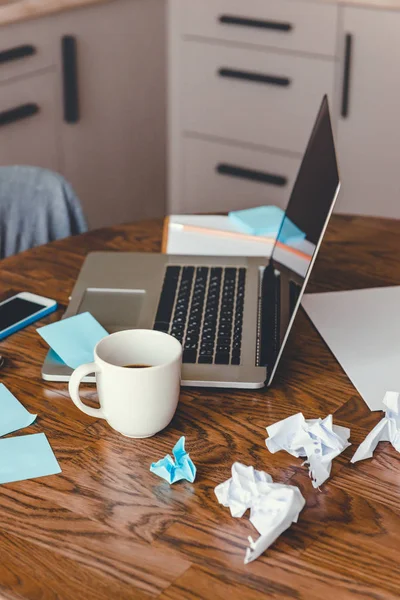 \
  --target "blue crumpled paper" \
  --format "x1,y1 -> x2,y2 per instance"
150,436 -> 196,484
